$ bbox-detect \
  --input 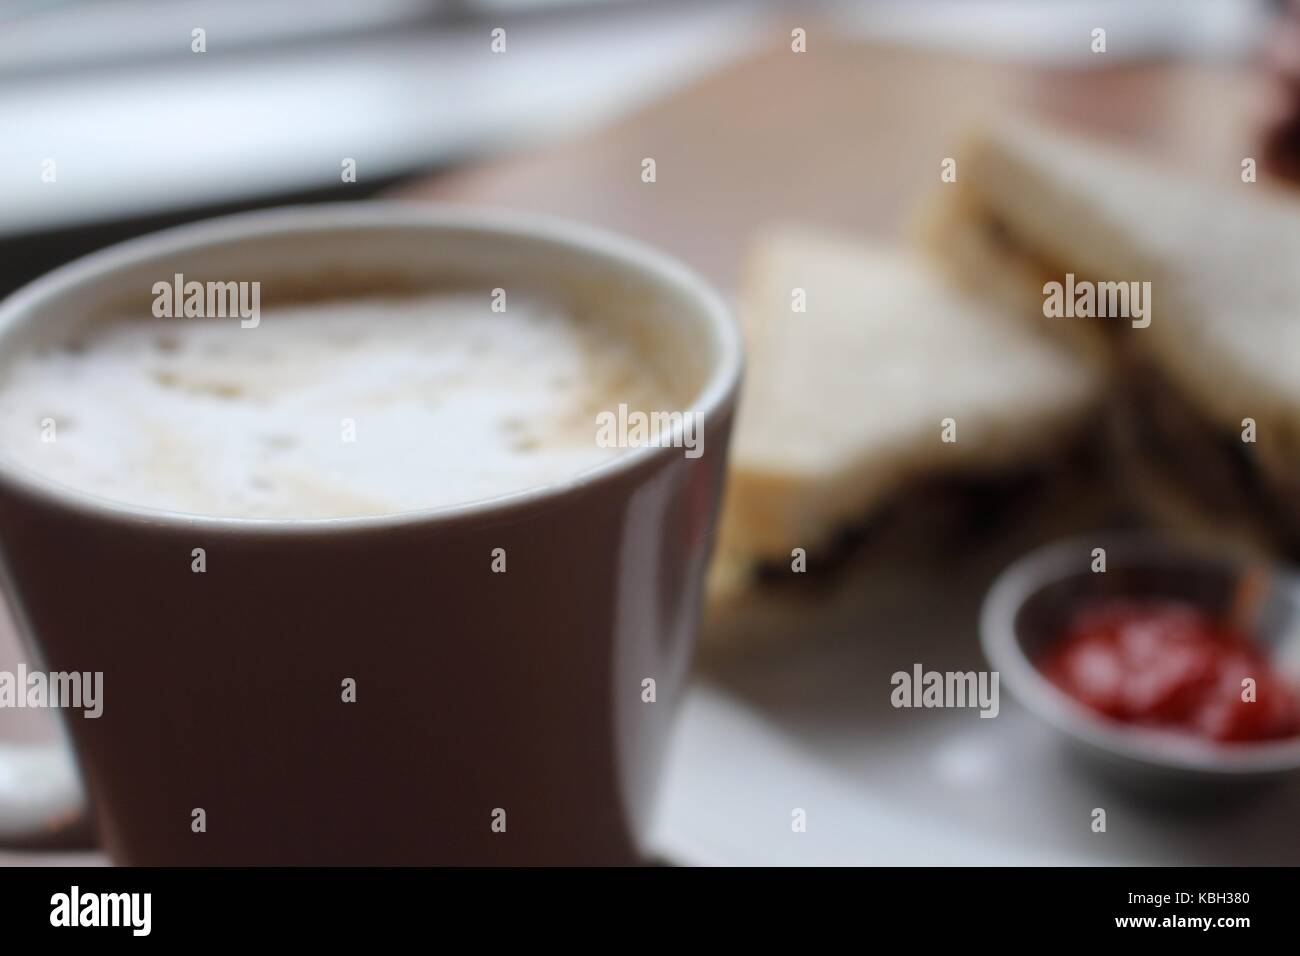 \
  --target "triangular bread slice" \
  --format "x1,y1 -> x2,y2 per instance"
712,227 -> 1101,590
